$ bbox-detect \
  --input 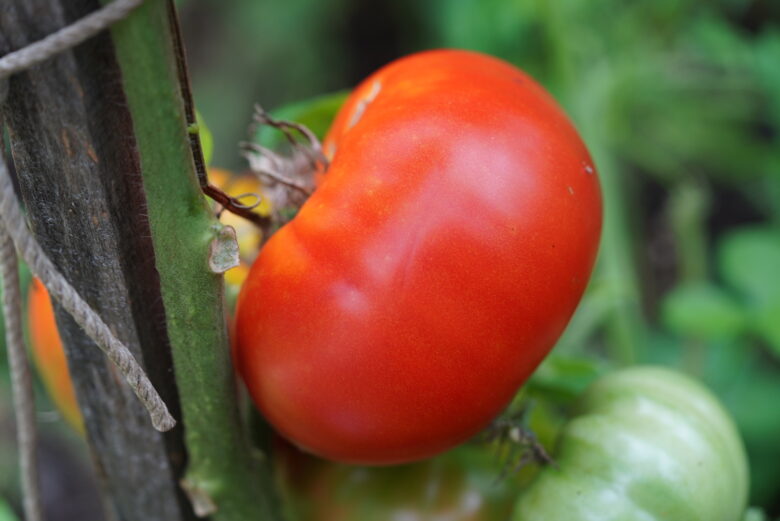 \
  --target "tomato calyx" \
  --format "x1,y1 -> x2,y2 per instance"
484,406 -> 556,480
239,105 -> 328,233
249,104 -> 329,173
206,106 -> 327,238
